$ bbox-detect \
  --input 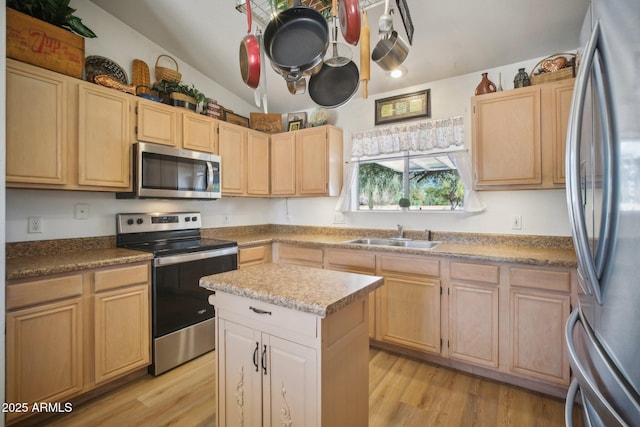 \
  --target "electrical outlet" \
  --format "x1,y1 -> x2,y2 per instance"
333,212 -> 346,224
74,204 -> 90,220
28,216 -> 43,233
511,215 -> 522,230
